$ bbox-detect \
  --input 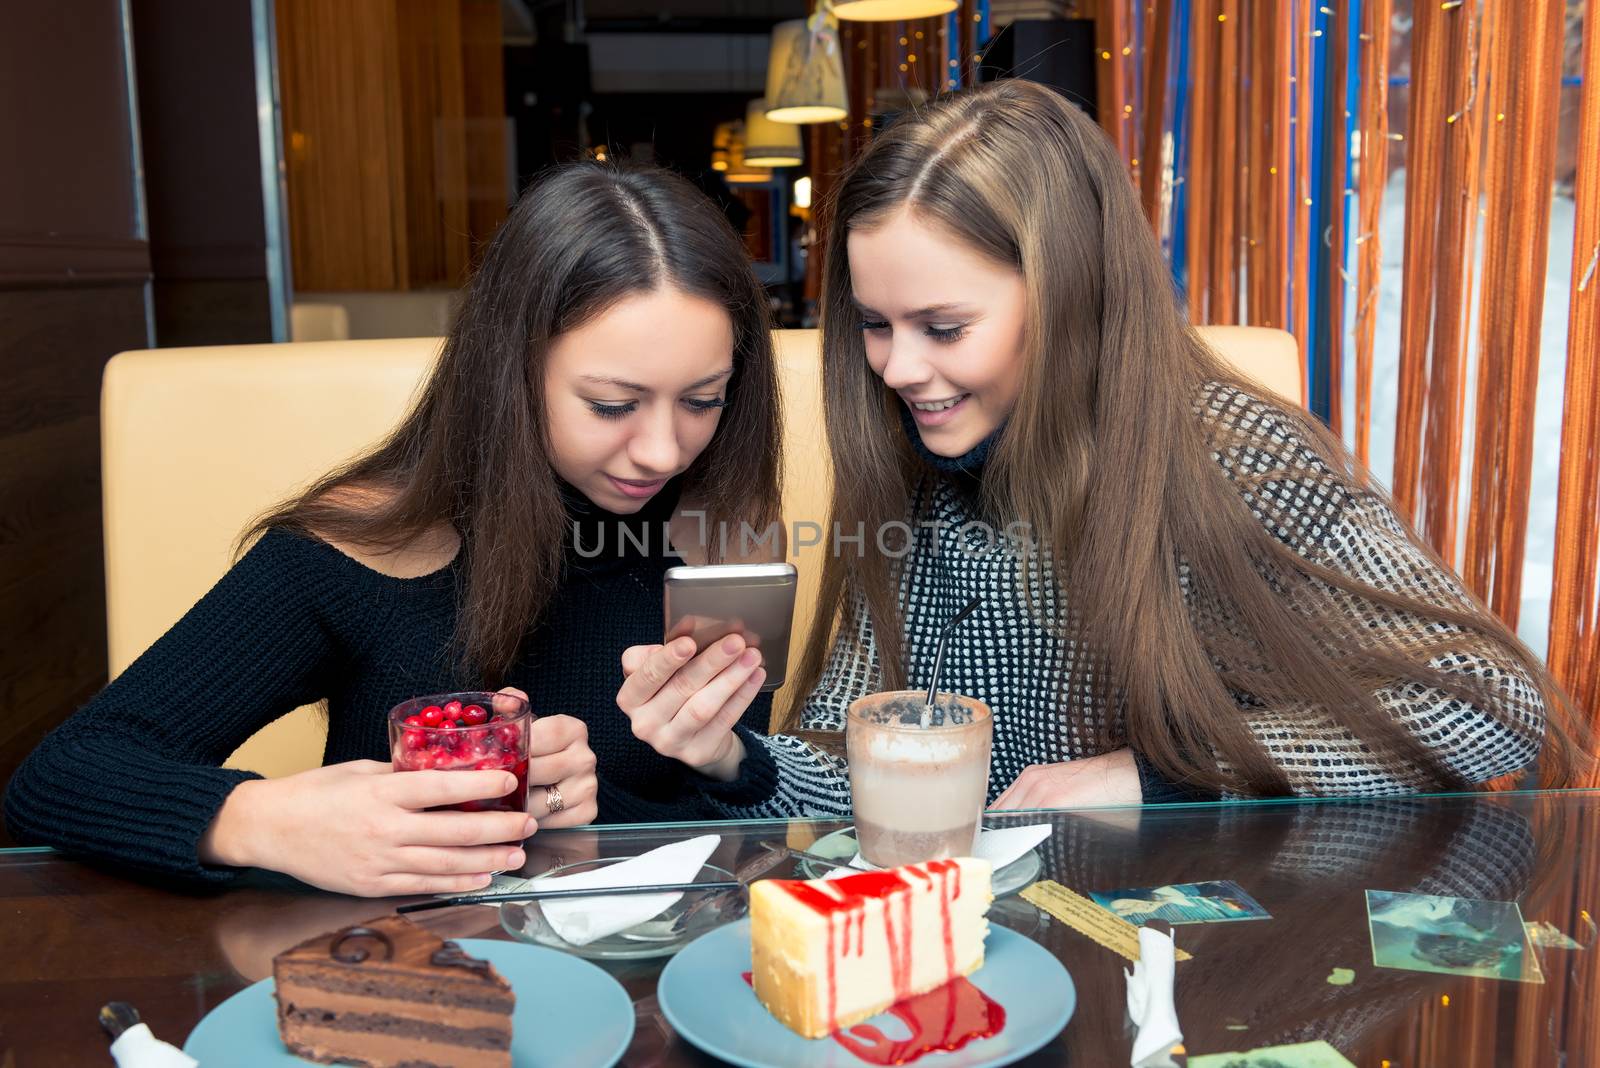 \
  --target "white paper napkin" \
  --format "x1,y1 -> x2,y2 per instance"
1125,926 -> 1183,1068
109,1023 -> 199,1068
843,824 -> 1052,872
519,835 -> 722,947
